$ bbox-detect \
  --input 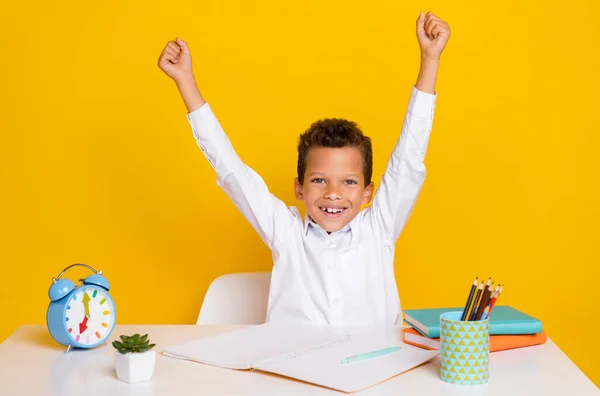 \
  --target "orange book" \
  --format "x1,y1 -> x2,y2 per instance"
403,327 -> 547,352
